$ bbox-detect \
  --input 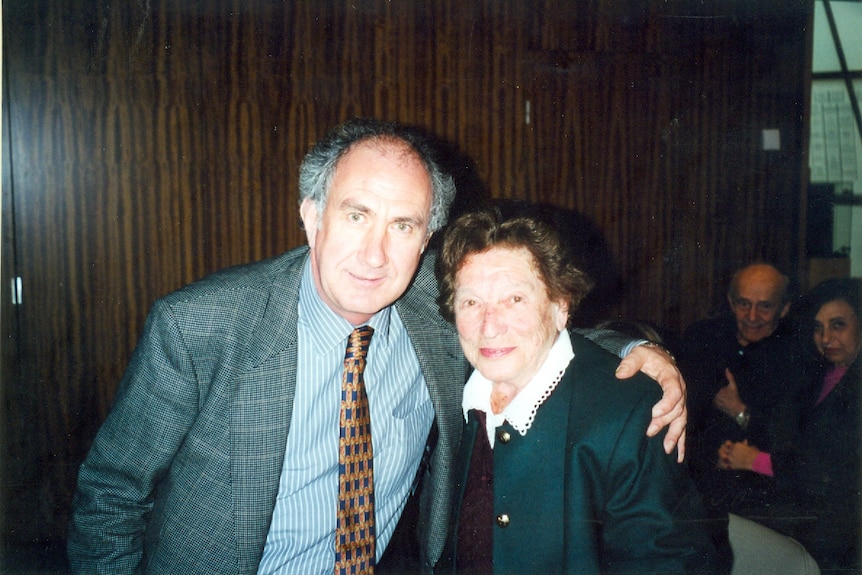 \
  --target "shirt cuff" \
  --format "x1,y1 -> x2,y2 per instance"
620,339 -> 649,358
752,452 -> 774,477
